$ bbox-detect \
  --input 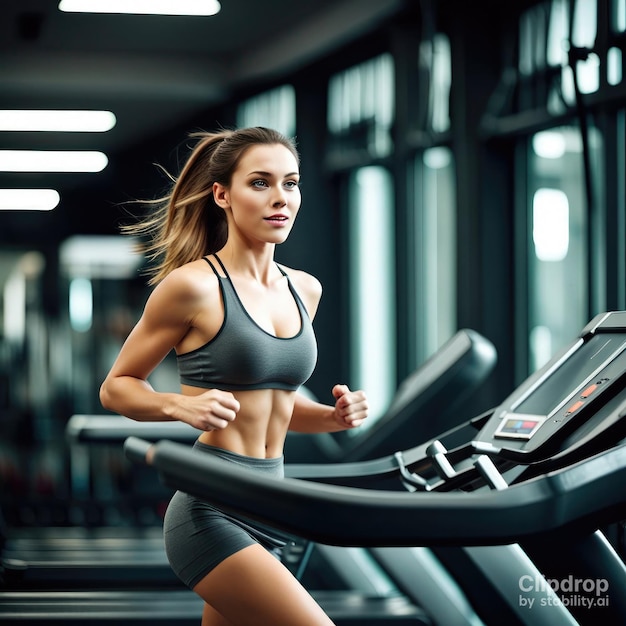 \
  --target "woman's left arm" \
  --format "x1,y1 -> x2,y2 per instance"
289,385 -> 368,433
286,269 -> 367,432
